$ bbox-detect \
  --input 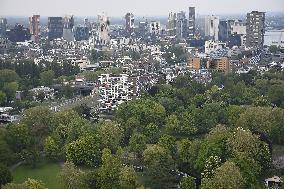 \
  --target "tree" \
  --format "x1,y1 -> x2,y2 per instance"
143,145 -> 177,189
66,135 -> 102,167
0,164 -> 13,187
2,178 -> 47,189
116,99 -> 166,127
5,124 -> 31,153
158,134 -> 176,156
128,133 -> 147,158
3,82 -> 18,101
201,161 -> 244,189
44,136 -> 61,161
40,70 -> 55,87
143,123 -> 160,144
269,45 -> 279,54
97,148 -> 122,189
180,176 -> 195,189
119,166 -> 138,189
24,178 -> 47,189
59,162 -> 87,189
227,127 -> 271,187
0,69 -> 19,87
0,91 -> 6,105
97,121 -> 123,152
268,83 -> 284,108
